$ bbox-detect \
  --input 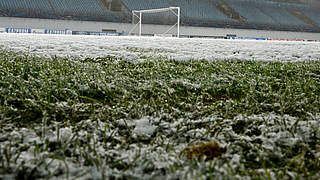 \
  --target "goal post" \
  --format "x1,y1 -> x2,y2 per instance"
129,7 -> 180,37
